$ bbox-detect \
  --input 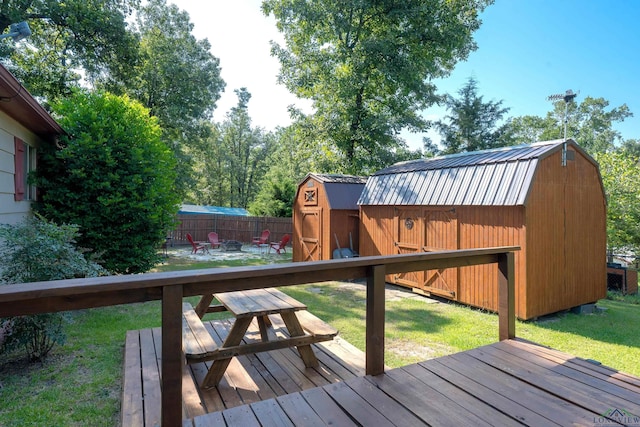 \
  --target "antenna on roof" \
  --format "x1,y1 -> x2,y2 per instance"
547,90 -> 578,166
